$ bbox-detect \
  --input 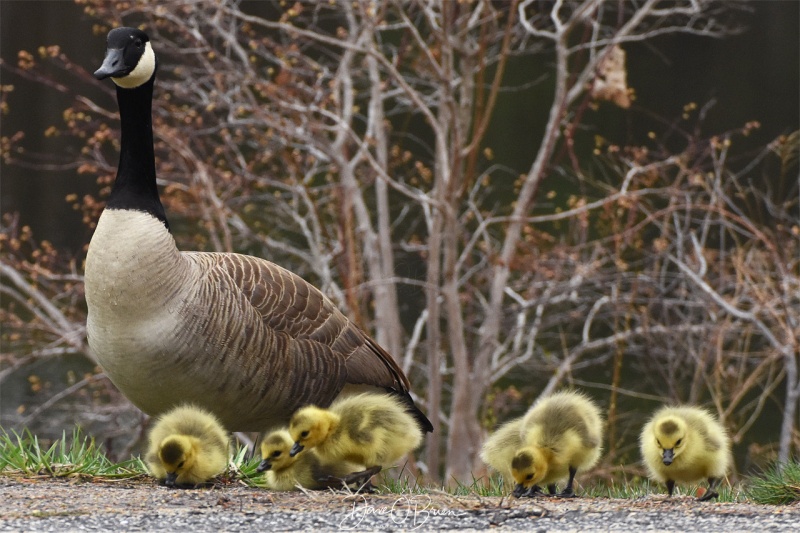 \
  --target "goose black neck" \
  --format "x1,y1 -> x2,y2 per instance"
107,74 -> 169,229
